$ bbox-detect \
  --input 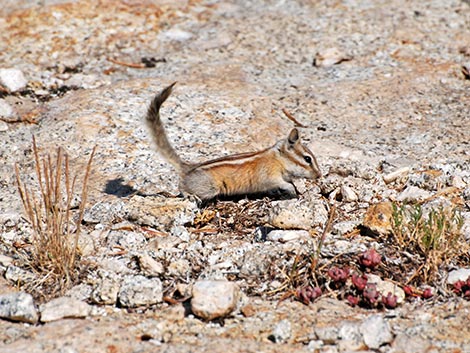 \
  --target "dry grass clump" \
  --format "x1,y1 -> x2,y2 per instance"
391,202 -> 467,283
15,137 -> 95,297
